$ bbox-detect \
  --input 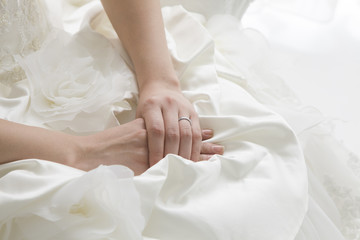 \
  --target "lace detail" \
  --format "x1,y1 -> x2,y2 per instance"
0,0 -> 50,86
0,0 -> 11,33
323,175 -> 360,240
